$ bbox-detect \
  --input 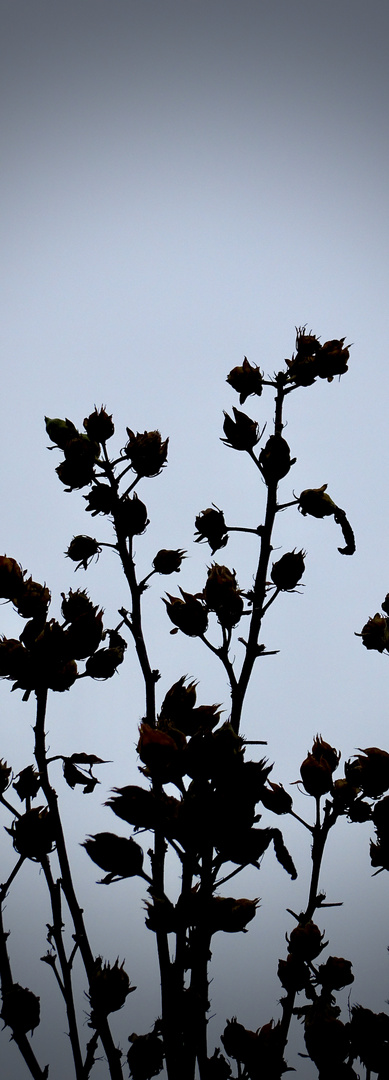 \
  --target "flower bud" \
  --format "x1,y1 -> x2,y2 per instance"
270,550 -> 305,591
164,589 -> 208,636
83,833 -> 144,881
84,484 -> 115,516
259,435 -> 294,483
0,556 -> 24,600
1,984 -> 40,1035
152,549 -> 186,574
226,357 -> 264,404
195,506 -> 228,553
83,406 -> 115,442
65,535 -> 101,570
222,408 -> 259,451
124,429 -> 168,476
